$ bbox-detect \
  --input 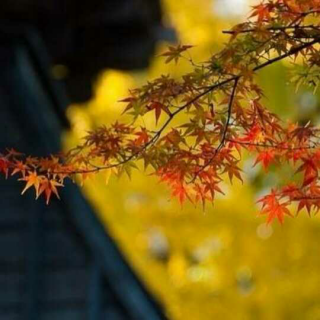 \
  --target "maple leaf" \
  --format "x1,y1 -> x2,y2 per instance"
5,148 -> 24,158
148,101 -> 170,124
286,148 -> 304,164
38,156 -> 60,173
160,44 -> 193,64
296,158 -> 318,187
283,0 -> 303,13
119,96 -> 139,114
297,198 -> 314,216
281,183 -> 301,200
239,124 -> 264,145
11,161 -> 28,178
203,181 -> 225,201
25,156 -> 39,168
290,123 -> 314,142
258,190 -> 292,224
37,179 -> 63,204
294,183 -> 320,215
19,171 -> 42,197
77,171 -> 93,186
162,129 -> 185,147
112,121 -> 133,134
250,4 -> 272,22
172,183 -> 191,205
0,157 -> 10,179
134,128 -> 149,146
120,161 -> 139,180
227,141 -> 242,157
253,149 -> 276,170
224,163 -> 243,184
